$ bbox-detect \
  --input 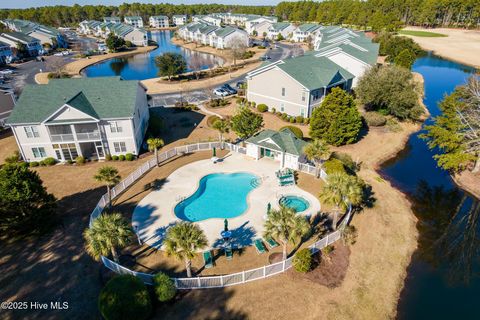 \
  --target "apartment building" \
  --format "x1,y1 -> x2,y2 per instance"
6,77 -> 149,162
149,16 -> 169,28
